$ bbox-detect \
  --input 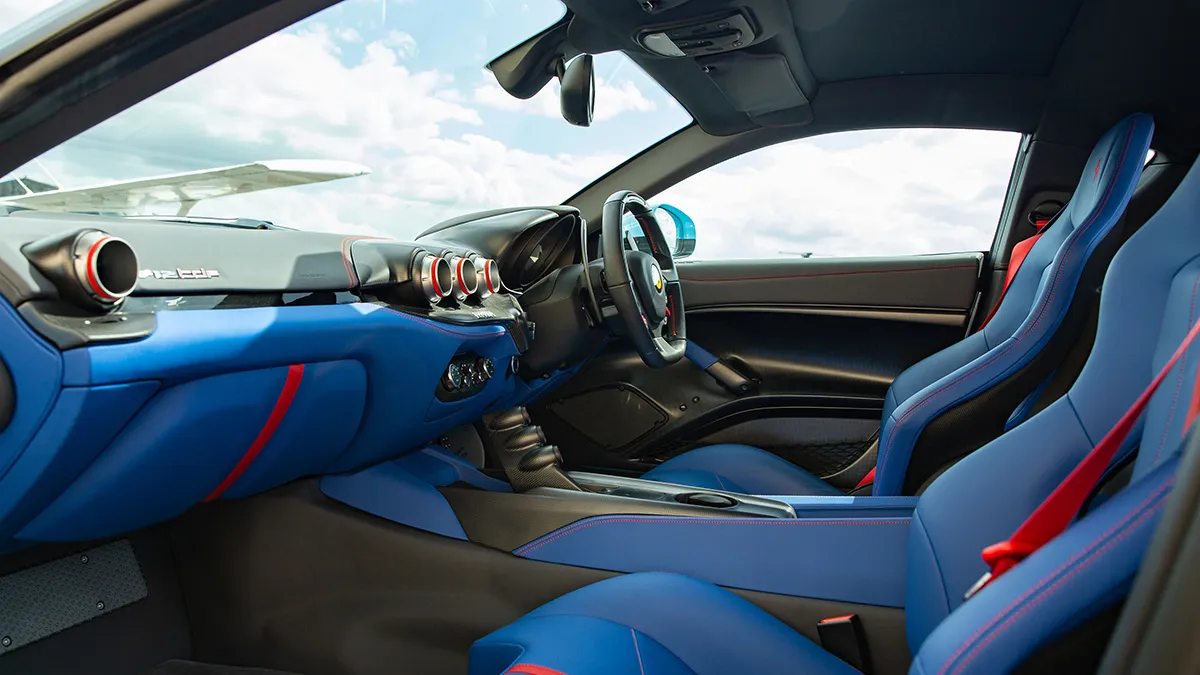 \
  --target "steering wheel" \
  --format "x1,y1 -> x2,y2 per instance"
601,190 -> 687,368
